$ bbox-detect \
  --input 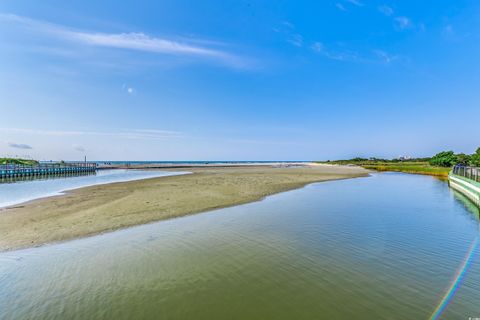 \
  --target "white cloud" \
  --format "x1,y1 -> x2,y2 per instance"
282,21 -> 295,29
311,42 -> 360,62
443,25 -> 454,37
276,21 -> 303,48
335,0 -> 363,11
73,32 -> 223,58
311,42 -> 325,53
0,128 -> 182,140
287,34 -> 303,47
395,16 -> 412,30
8,142 -> 33,149
346,0 -> 363,7
373,50 -> 398,64
312,42 -> 400,65
133,129 -> 180,135
0,13 -> 250,69
378,5 -> 394,16
336,3 -> 347,11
